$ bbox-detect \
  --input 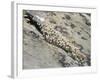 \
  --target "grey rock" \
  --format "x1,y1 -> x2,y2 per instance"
23,10 -> 91,69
